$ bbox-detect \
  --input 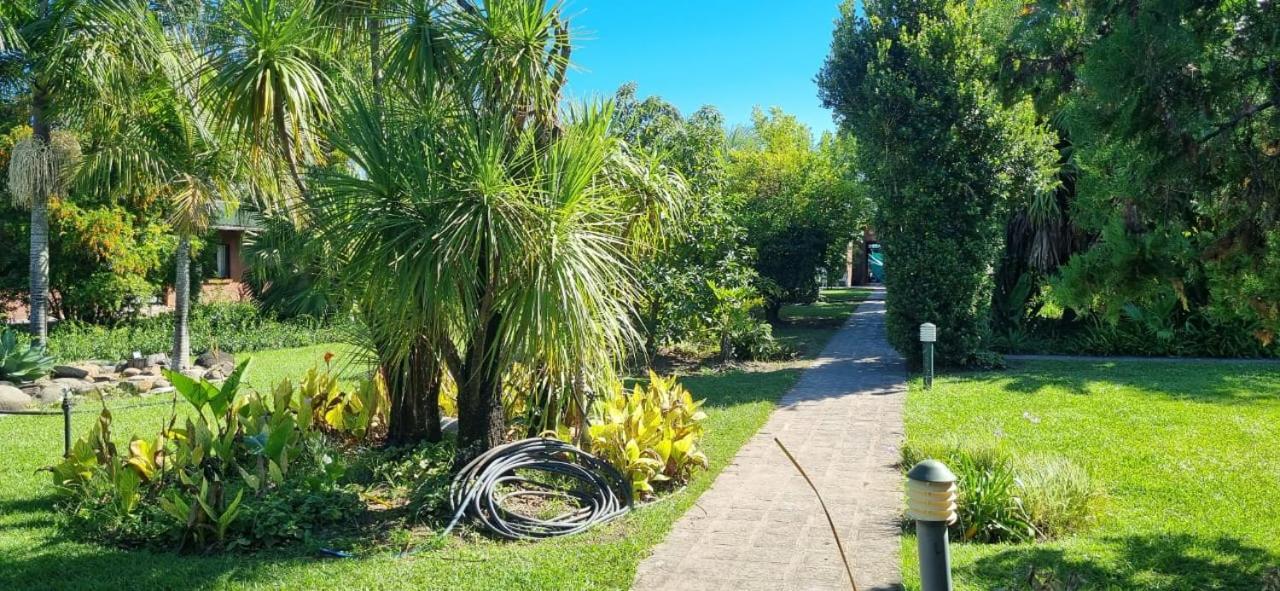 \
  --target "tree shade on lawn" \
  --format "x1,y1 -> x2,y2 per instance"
903,360 -> 1280,590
